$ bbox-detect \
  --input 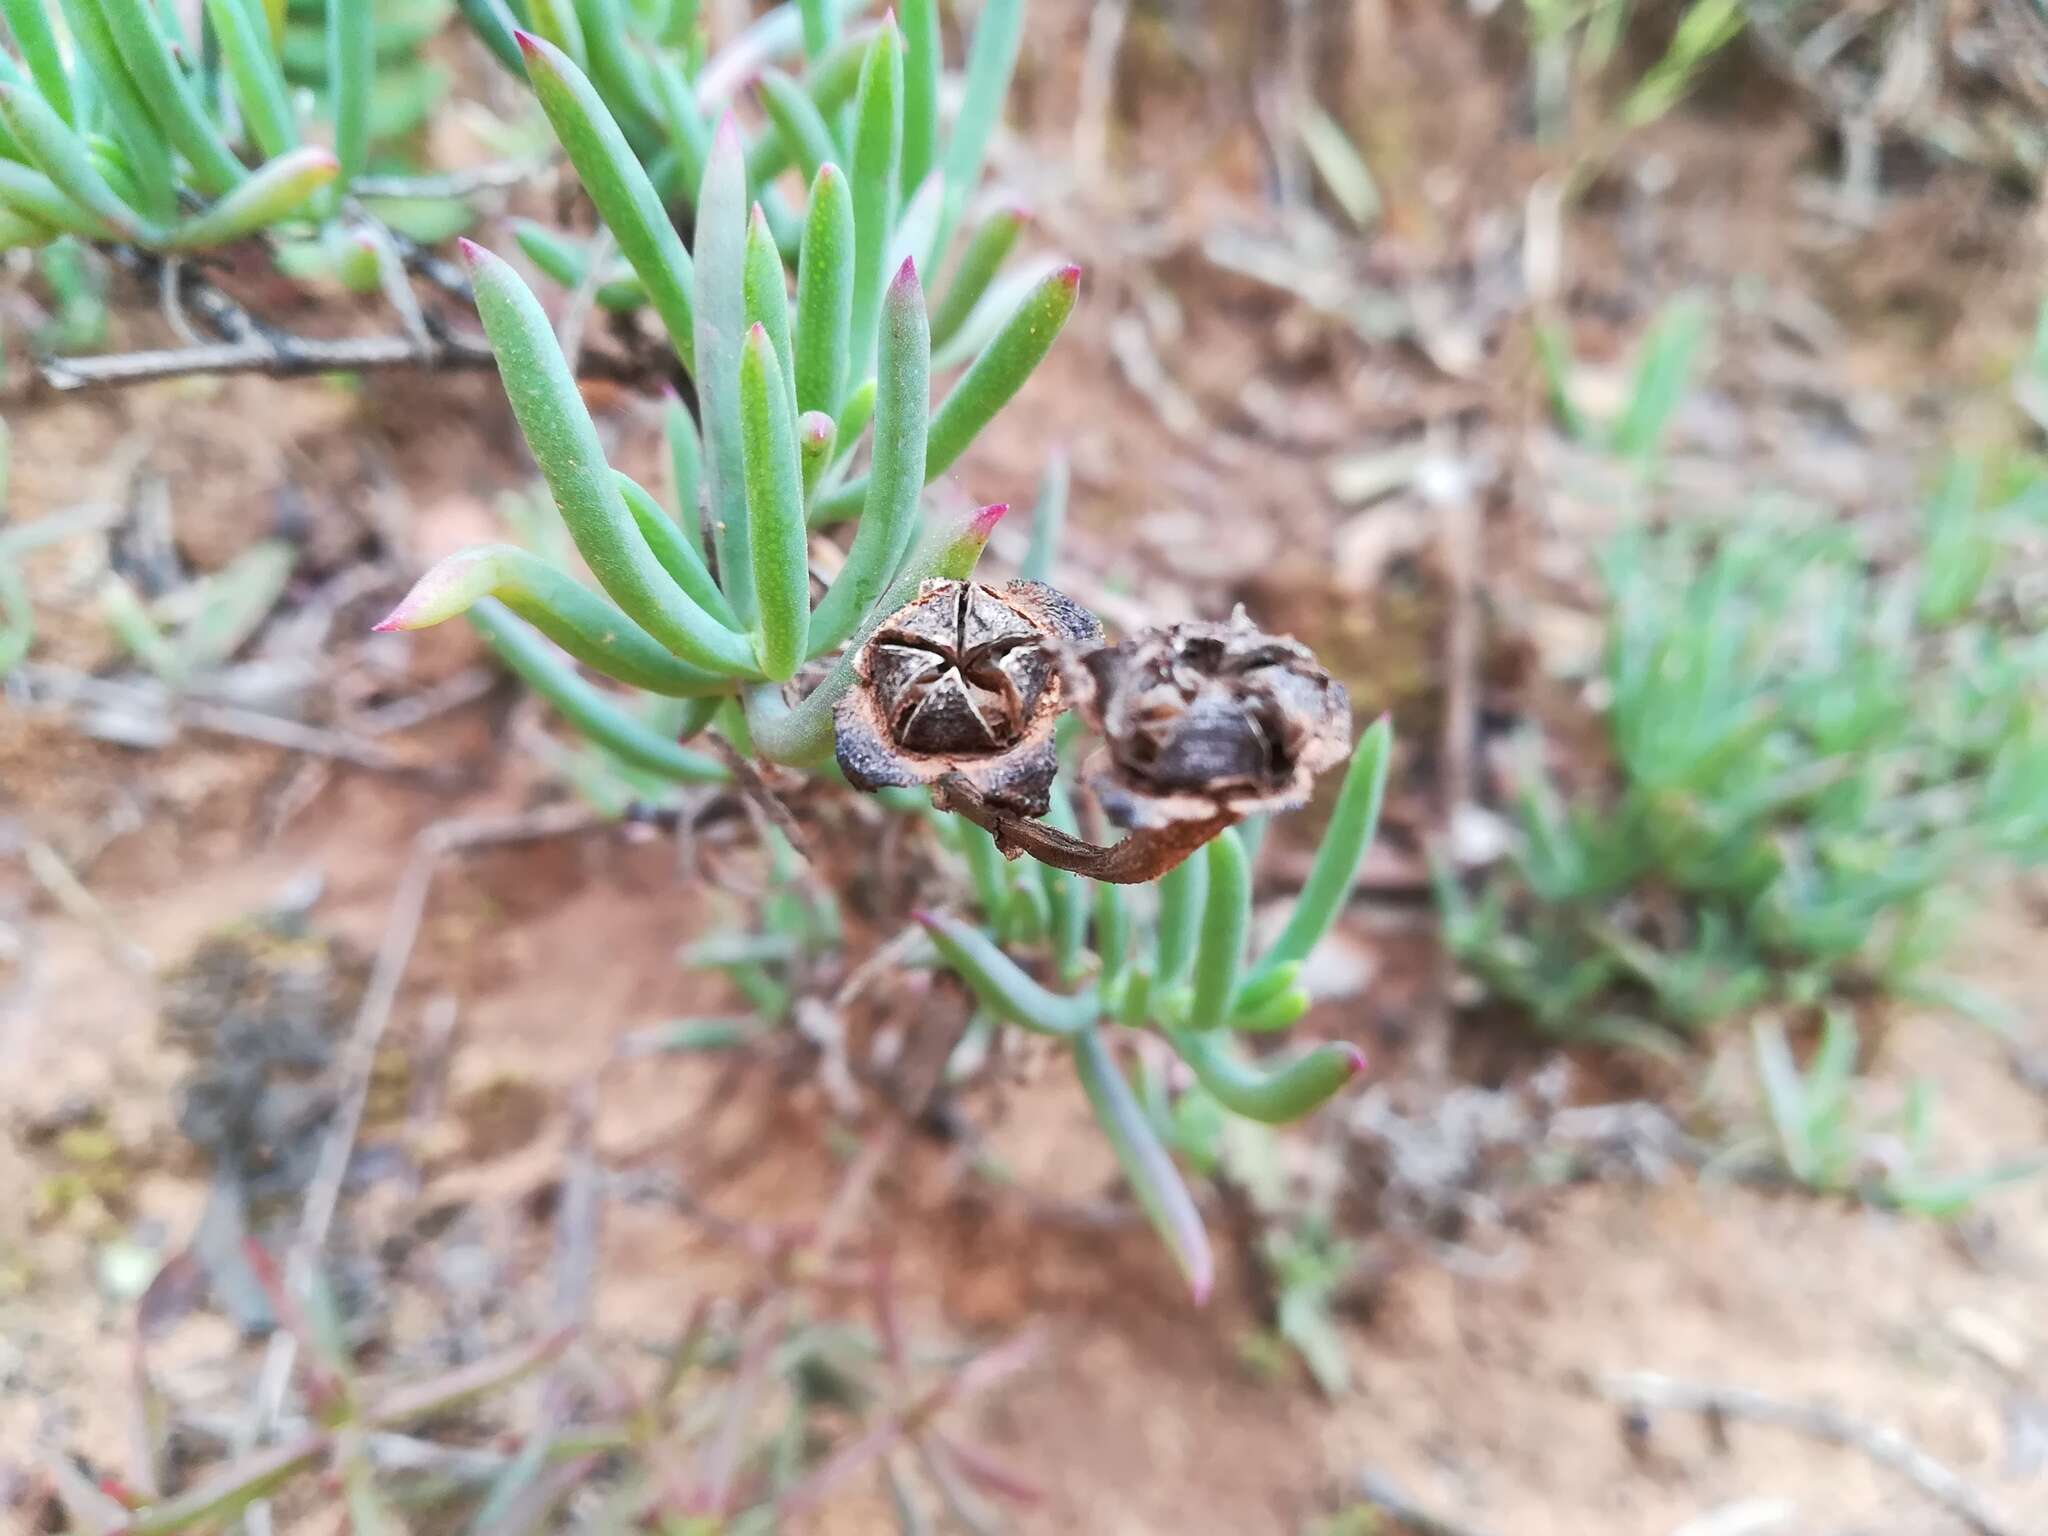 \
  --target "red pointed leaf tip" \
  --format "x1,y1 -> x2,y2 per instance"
456,237 -> 485,268
910,909 -> 941,931
968,503 -> 1010,537
745,321 -> 771,347
369,610 -> 404,633
713,112 -> 742,154
1338,1043 -> 1368,1078
1055,264 -> 1083,290
890,255 -> 918,291
512,27 -> 541,52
